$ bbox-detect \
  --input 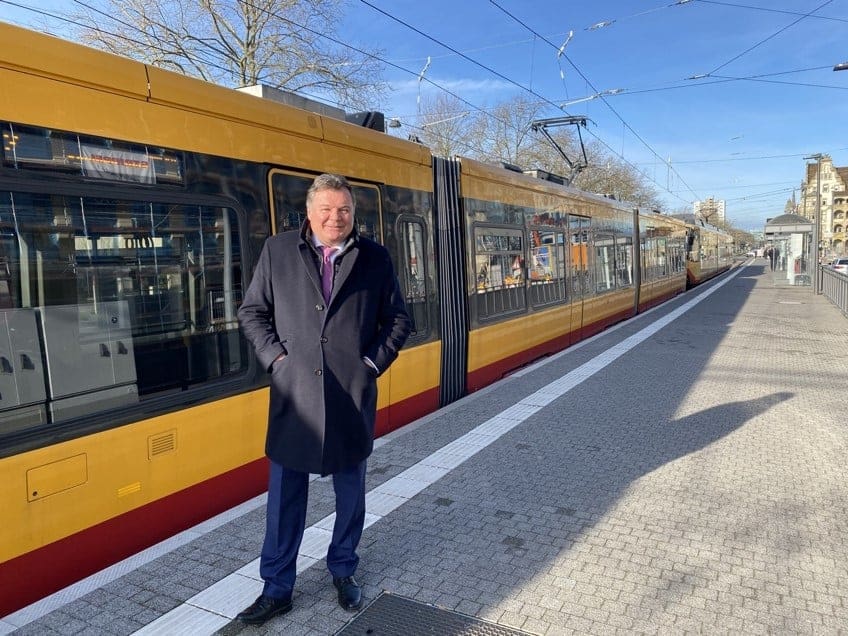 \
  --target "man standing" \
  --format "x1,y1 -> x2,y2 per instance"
236,173 -> 411,625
